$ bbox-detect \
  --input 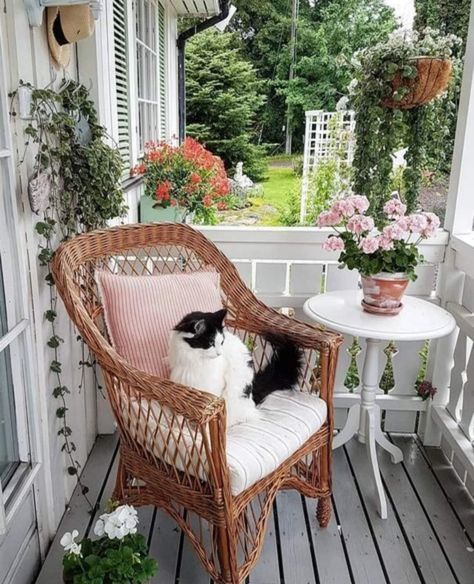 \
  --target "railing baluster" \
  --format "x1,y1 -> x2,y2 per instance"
459,341 -> 474,441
